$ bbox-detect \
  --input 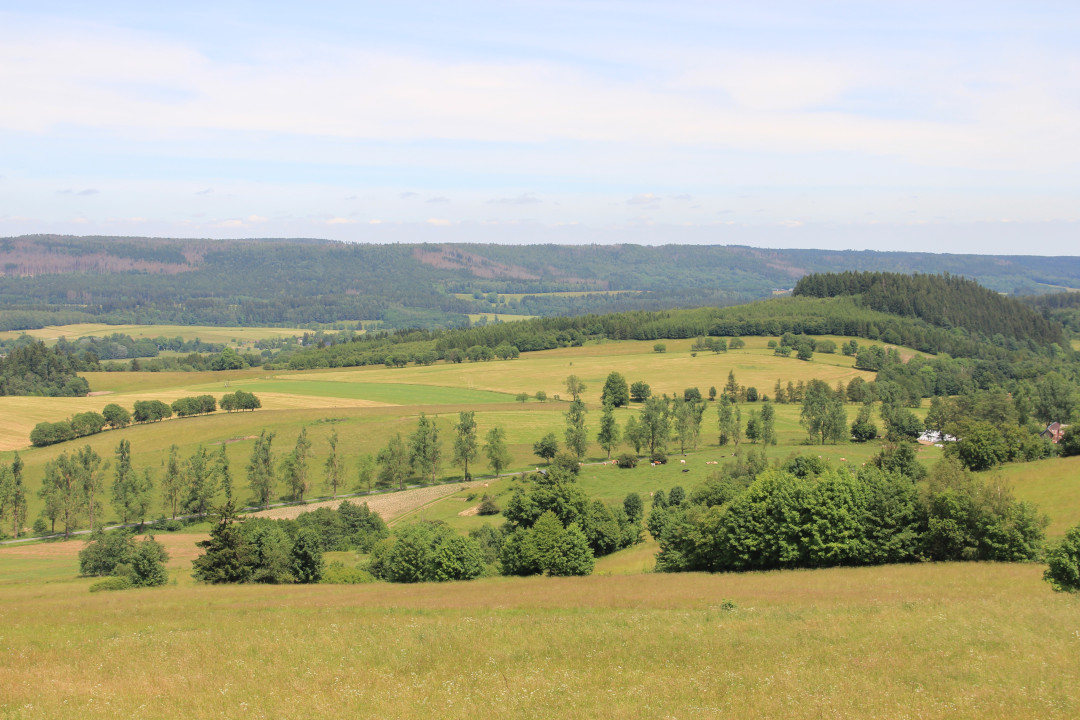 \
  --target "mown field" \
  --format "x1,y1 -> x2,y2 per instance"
0,323 -> 313,344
